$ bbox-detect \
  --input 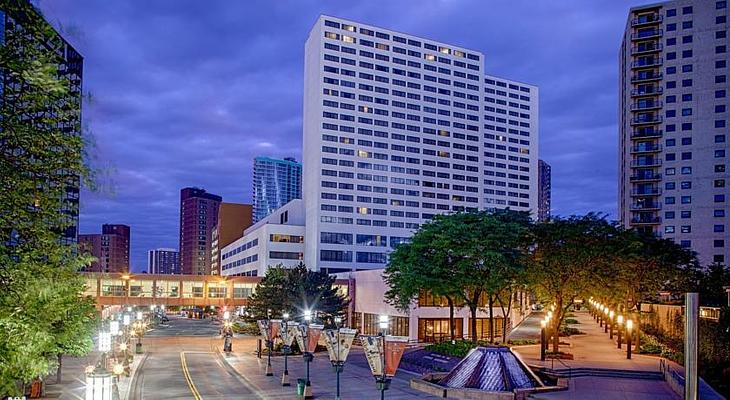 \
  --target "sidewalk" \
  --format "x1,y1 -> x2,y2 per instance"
508,311 -> 544,341
218,336 -> 440,399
